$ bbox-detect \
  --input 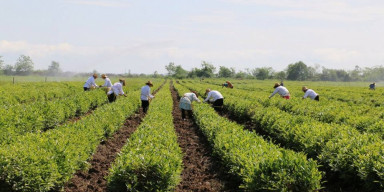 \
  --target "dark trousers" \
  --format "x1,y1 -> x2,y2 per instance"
141,100 -> 149,113
213,98 -> 223,107
181,109 -> 193,119
314,95 -> 319,101
213,98 -> 224,112
83,87 -> 90,91
108,94 -> 116,103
